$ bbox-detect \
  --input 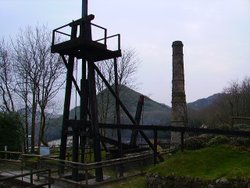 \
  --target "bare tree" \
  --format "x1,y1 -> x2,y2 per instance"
221,77 -> 250,127
240,77 -> 250,117
0,39 -> 31,151
224,80 -> 241,118
116,49 -> 139,88
14,62 -> 30,152
12,25 -> 65,151
96,60 -> 113,124
189,77 -> 250,129
36,44 -> 65,147
95,48 -> 140,124
0,39 -> 15,112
